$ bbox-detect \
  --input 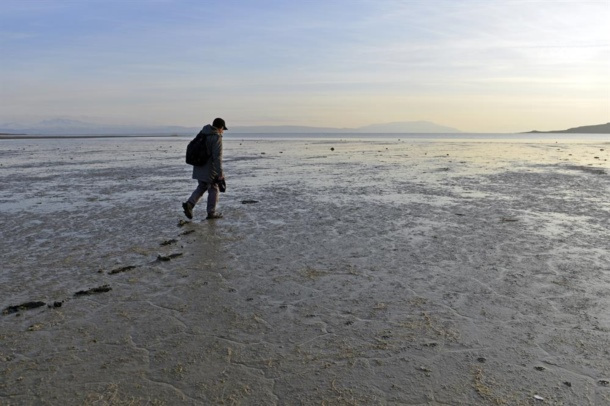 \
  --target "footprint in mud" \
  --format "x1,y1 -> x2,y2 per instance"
108,265 -> 138,275
534,366 -> 546,371
157,253 -> 183,262
74,285 -> 112,297
4,300 -> 63,316
2,301 -> 46,315
501,217 -> 519,222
